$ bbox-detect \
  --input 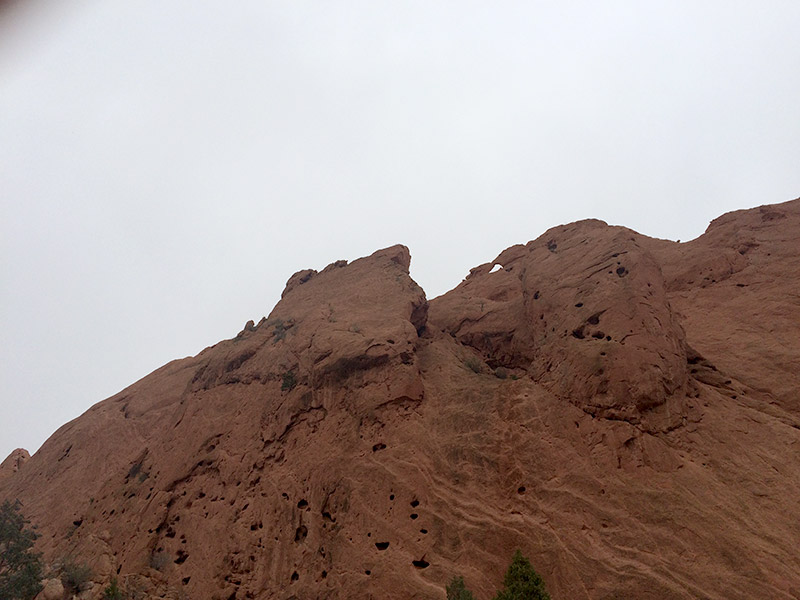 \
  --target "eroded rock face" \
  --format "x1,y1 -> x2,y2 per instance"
190,244 -> 427,412
645,198 -> 800,413
0,448 -> 30,483
429,221 -> 692,429
35,578 -> 64,600
2,204 -> 800,600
